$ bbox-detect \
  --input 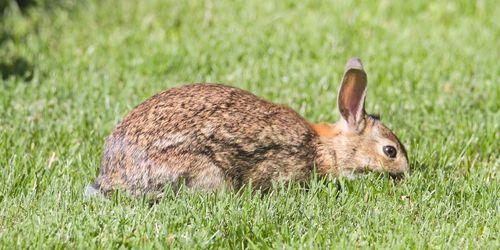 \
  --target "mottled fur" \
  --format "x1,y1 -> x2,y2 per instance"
90,58 -> 409,197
